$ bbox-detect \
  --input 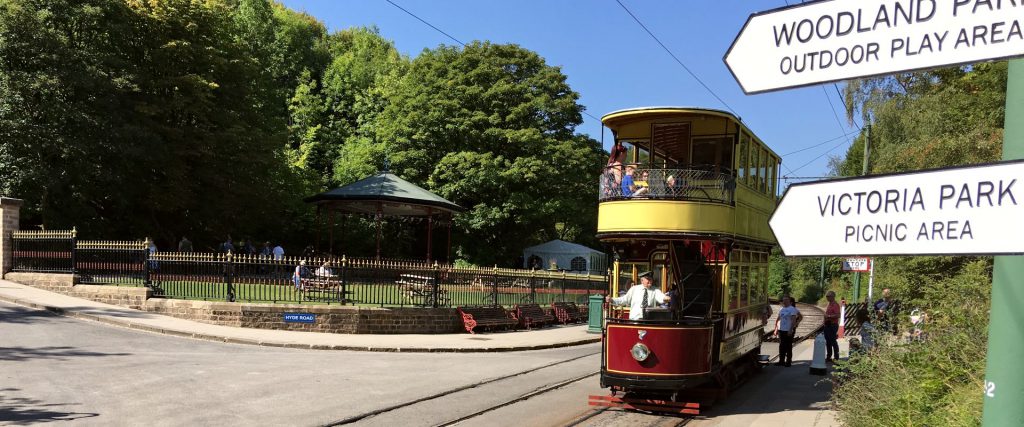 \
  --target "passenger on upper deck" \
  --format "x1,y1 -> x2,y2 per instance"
633,170 -> 650,197
621,165 -> 638,197
602,162 -> 623,198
